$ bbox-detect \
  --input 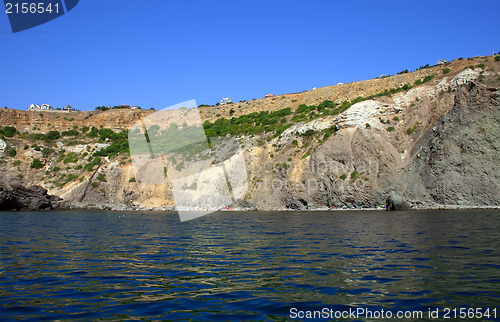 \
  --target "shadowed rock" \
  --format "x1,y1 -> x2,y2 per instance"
0,184 -> 63,211
386,191 -> 411,211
